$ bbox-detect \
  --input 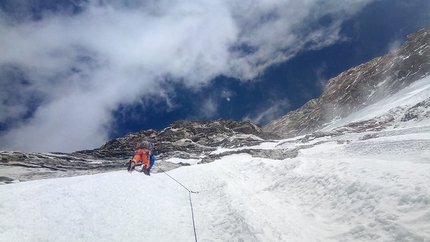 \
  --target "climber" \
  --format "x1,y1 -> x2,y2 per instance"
127,141 -> 156,175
